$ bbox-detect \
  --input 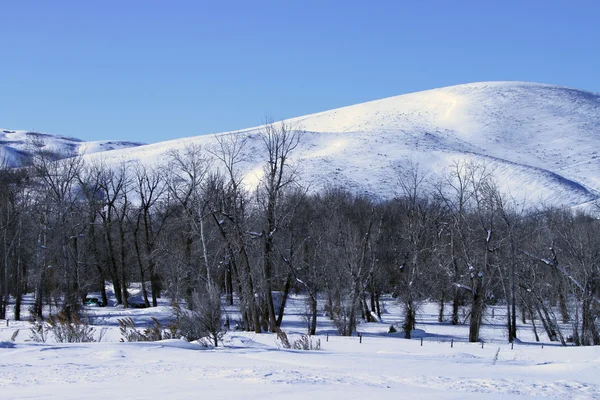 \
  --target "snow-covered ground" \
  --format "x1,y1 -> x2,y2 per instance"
1,292 -> 599,399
